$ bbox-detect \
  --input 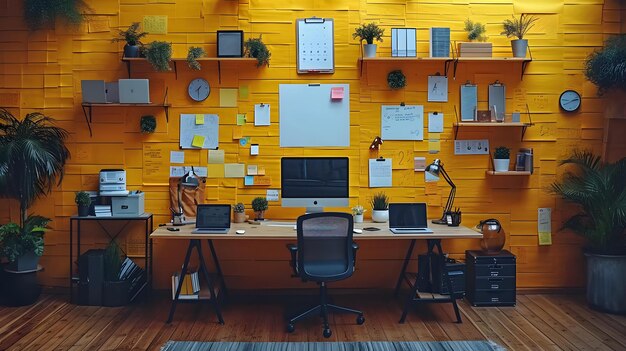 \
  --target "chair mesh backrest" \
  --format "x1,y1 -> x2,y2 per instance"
297,212 -> 354,279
